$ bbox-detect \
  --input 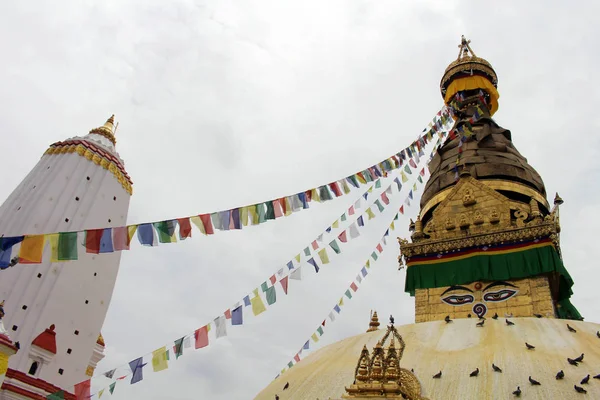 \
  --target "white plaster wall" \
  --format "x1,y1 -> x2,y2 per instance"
0,135 -> 131,389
